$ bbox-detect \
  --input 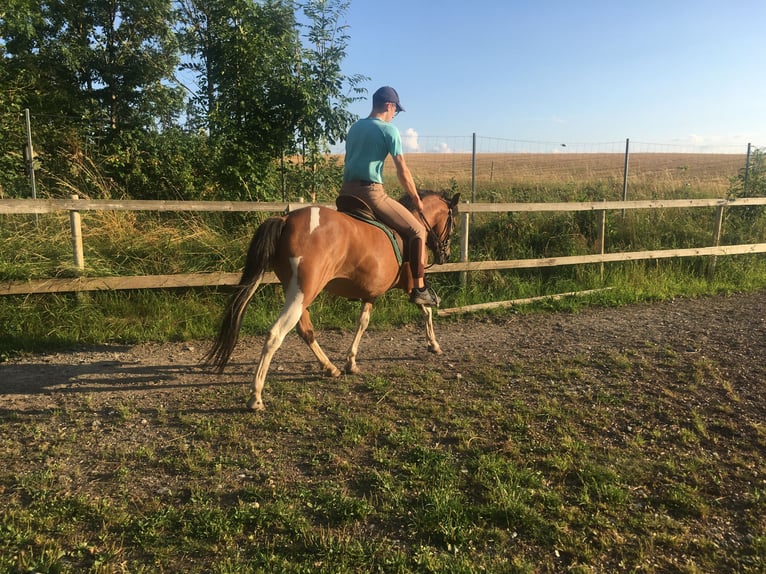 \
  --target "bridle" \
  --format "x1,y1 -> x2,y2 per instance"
418,197 -> 457,266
